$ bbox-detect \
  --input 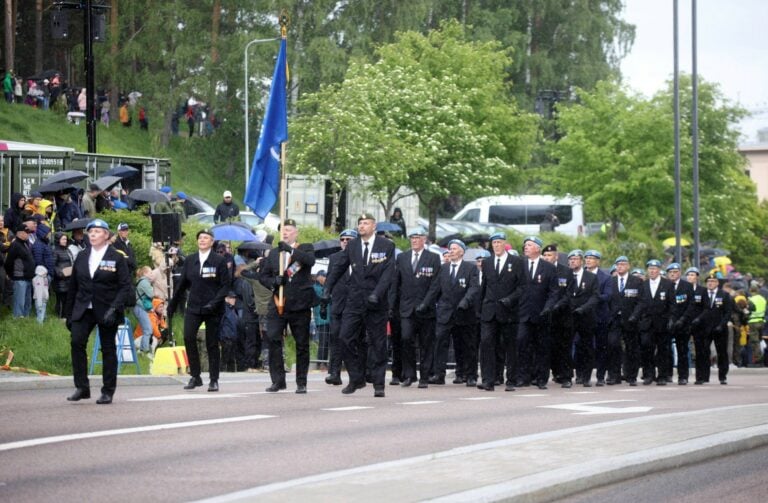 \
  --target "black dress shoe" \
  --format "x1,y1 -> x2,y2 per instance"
504,383 -> 516,392
561,381 -> 572,388
466,378 -> 477,387
514,380 -> 527,388
325,375 -> 342,385
494,379 -> 503,386
452,376 -> 466,384
428,376 -> 445,385
678,378 -> 688,385
265,383 -> 286,392
720,379 -> 728,385
605,378 -> 616,385
390,377 -> 401,386
374,389 -> 385,398
418,380 -> 428,389
642,378 -> 653,386
596,379 -> 605,387
295,385 -> 307,394
628,379 -> 638,386
400,378 -> 413,387
66,388 -> 91,401
96,393 -> 112,404
582,380 -> 591,388
208,381 -> 219,392
694,380 -> 704,385
342,382 -> 366,394
477,382 -> 494,391
656,380 -> 667,386
537,383 -> 548,390
184,377 -> 203,390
